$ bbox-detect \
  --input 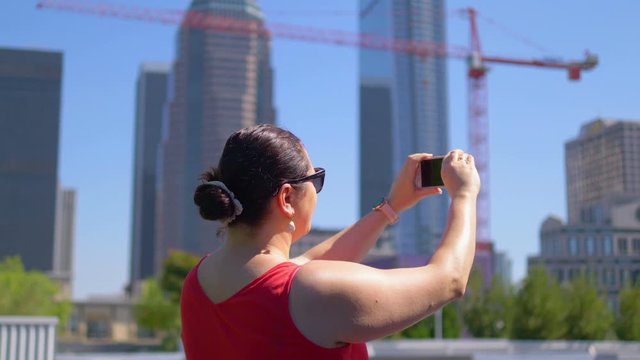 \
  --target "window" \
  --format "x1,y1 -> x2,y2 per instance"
618,238 -> 628,255
569,268 -> 580,281
586,236 -> 595,256
620,269 -> 629,286
569,236 -> 578,256
555,239 -> 562,256
87,320 -> 110,339
604,269 -> 615,286
633,238 -> 640,255
603,236 -> 612,256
